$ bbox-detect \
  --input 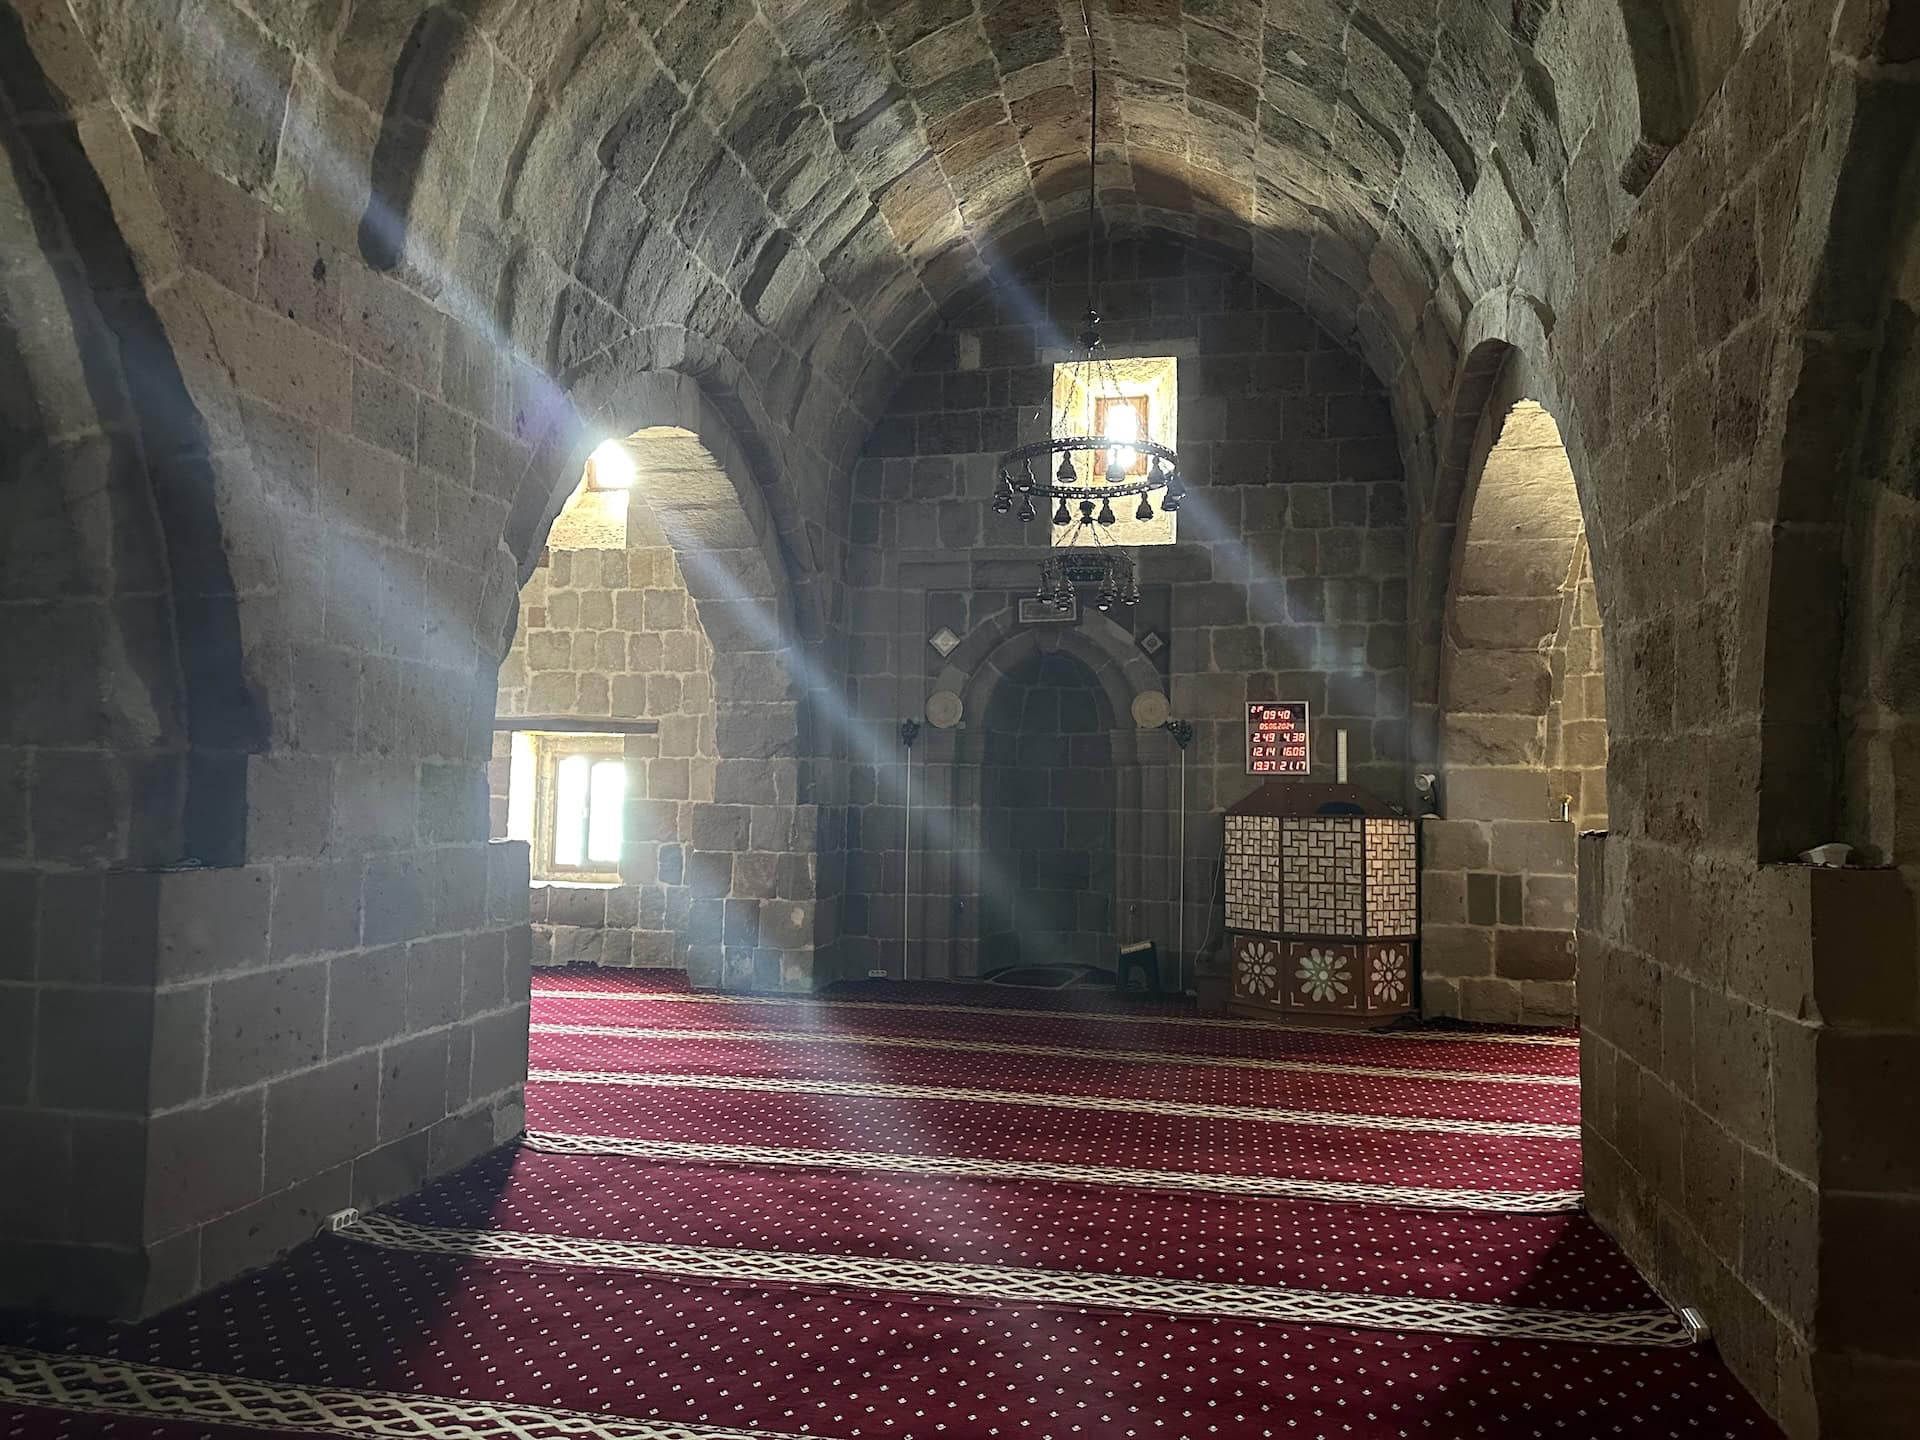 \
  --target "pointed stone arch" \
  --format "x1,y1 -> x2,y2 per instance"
494,364 -> 818,992
933,606 -> 1166,753
1426,390 -> 1607,1026
891,603 -> 1177,981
